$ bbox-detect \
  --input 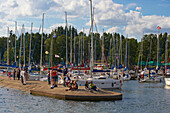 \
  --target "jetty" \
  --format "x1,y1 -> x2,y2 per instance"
0,76 -> 122,101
